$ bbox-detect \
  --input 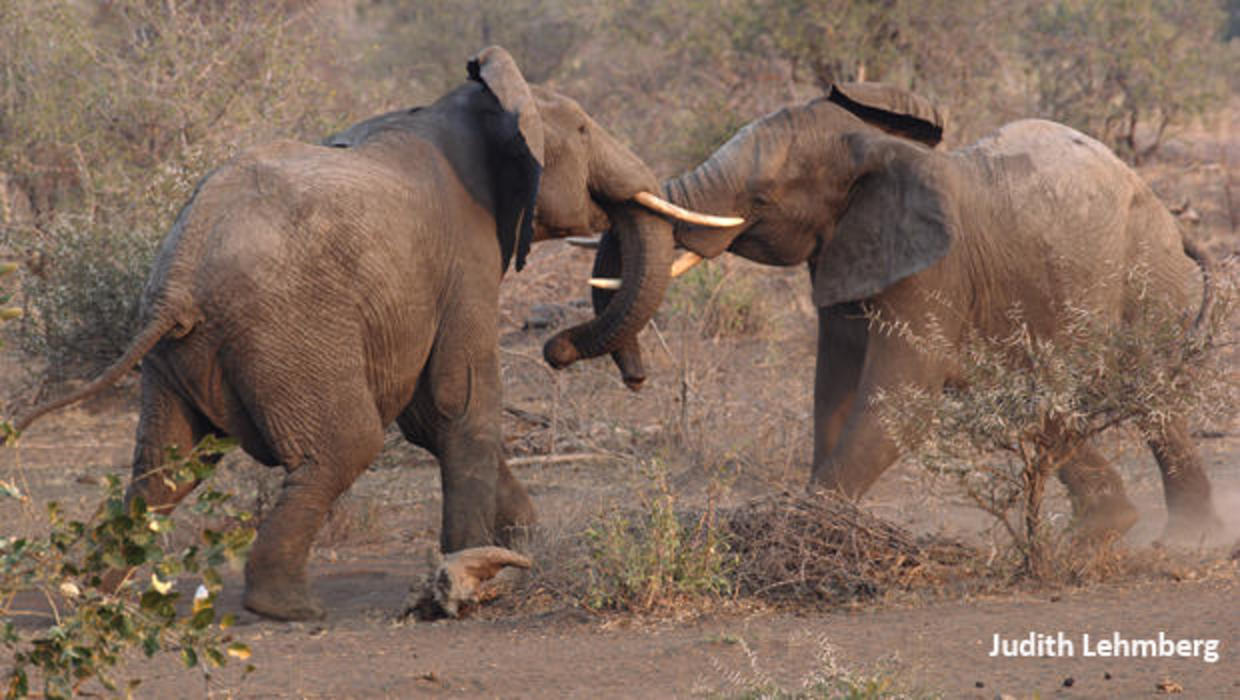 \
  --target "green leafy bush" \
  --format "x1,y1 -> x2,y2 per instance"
1,436 -> 255,699
584,460 -> 733,612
